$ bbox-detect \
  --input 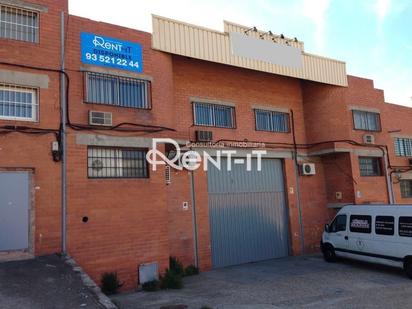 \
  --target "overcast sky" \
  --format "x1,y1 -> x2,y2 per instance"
69,0 -> 412,106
